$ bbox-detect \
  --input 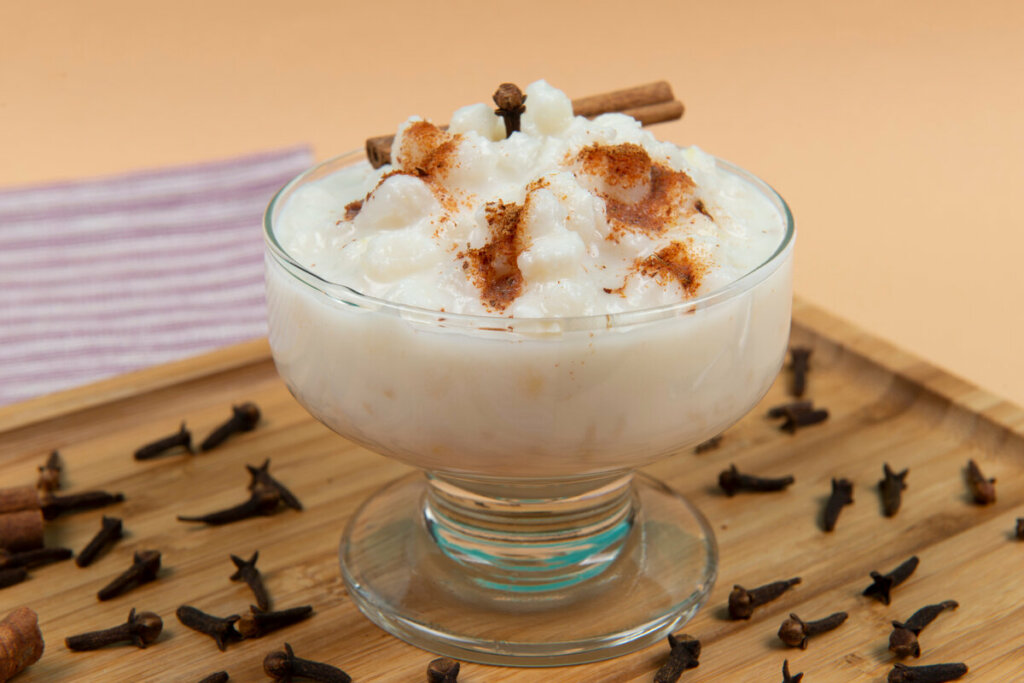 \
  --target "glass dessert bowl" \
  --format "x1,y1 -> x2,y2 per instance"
264,151 -> 794,666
